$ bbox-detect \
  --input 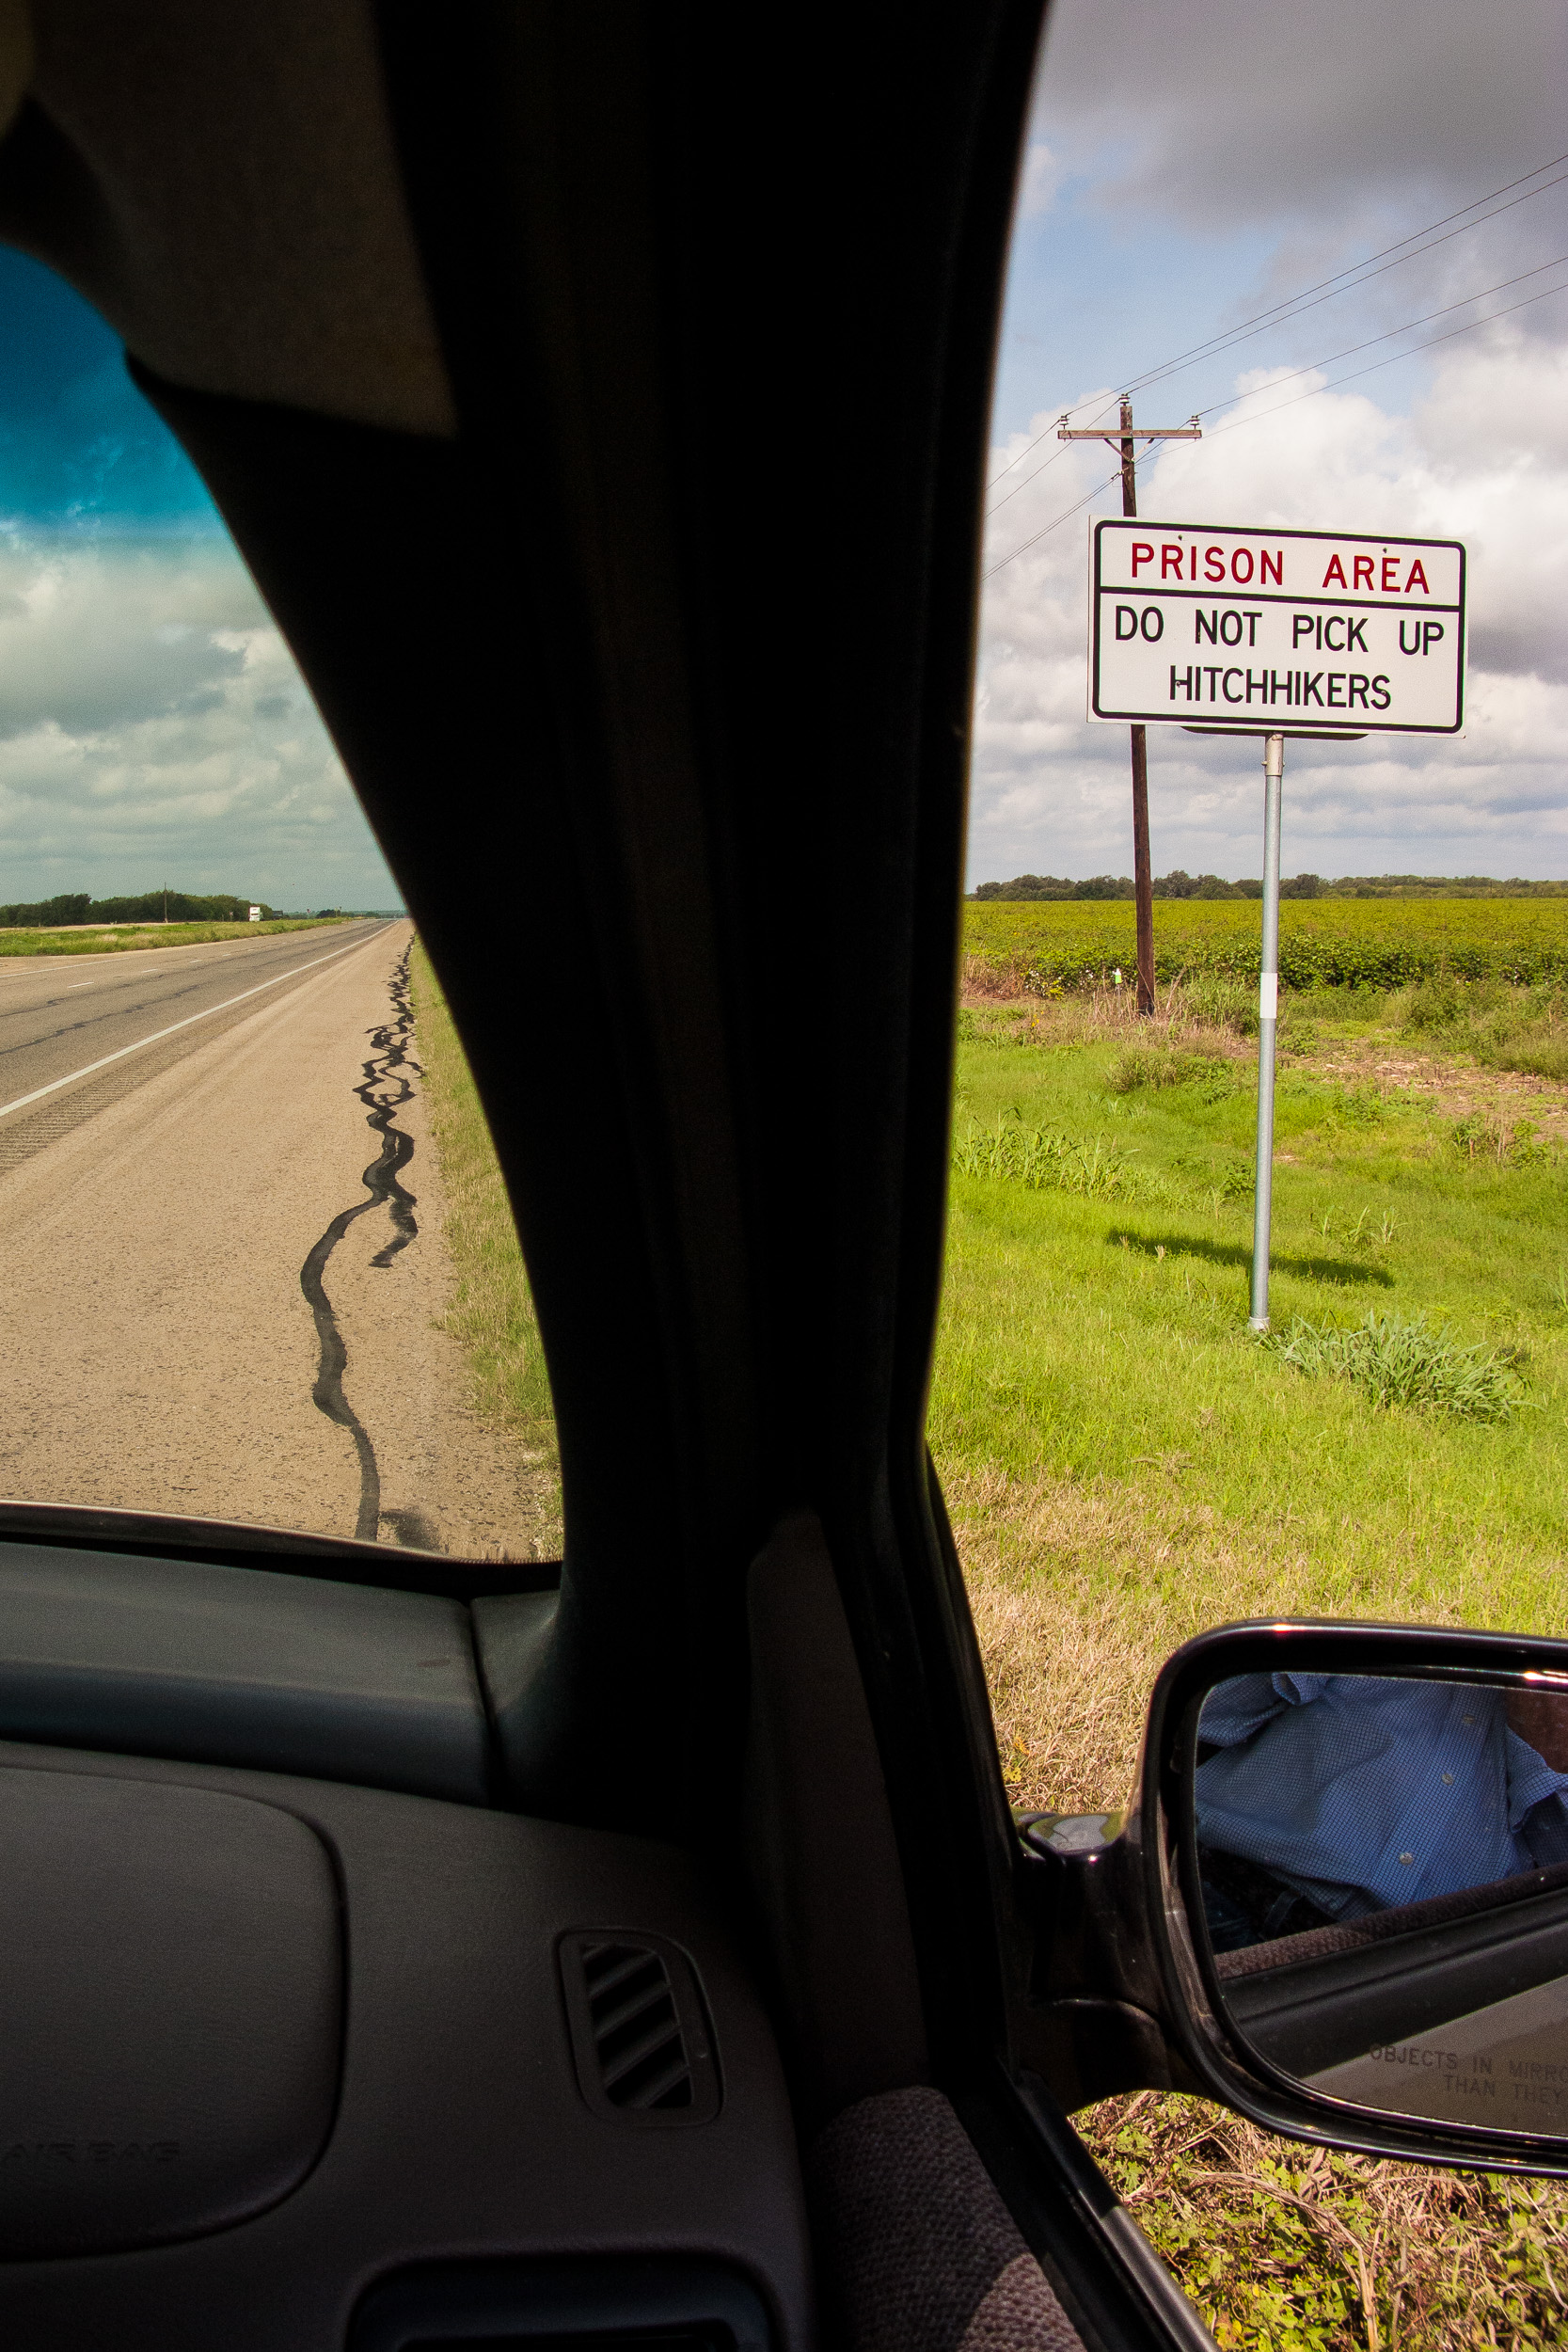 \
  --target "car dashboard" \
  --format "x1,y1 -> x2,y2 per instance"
0,1534 -> 811,2352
